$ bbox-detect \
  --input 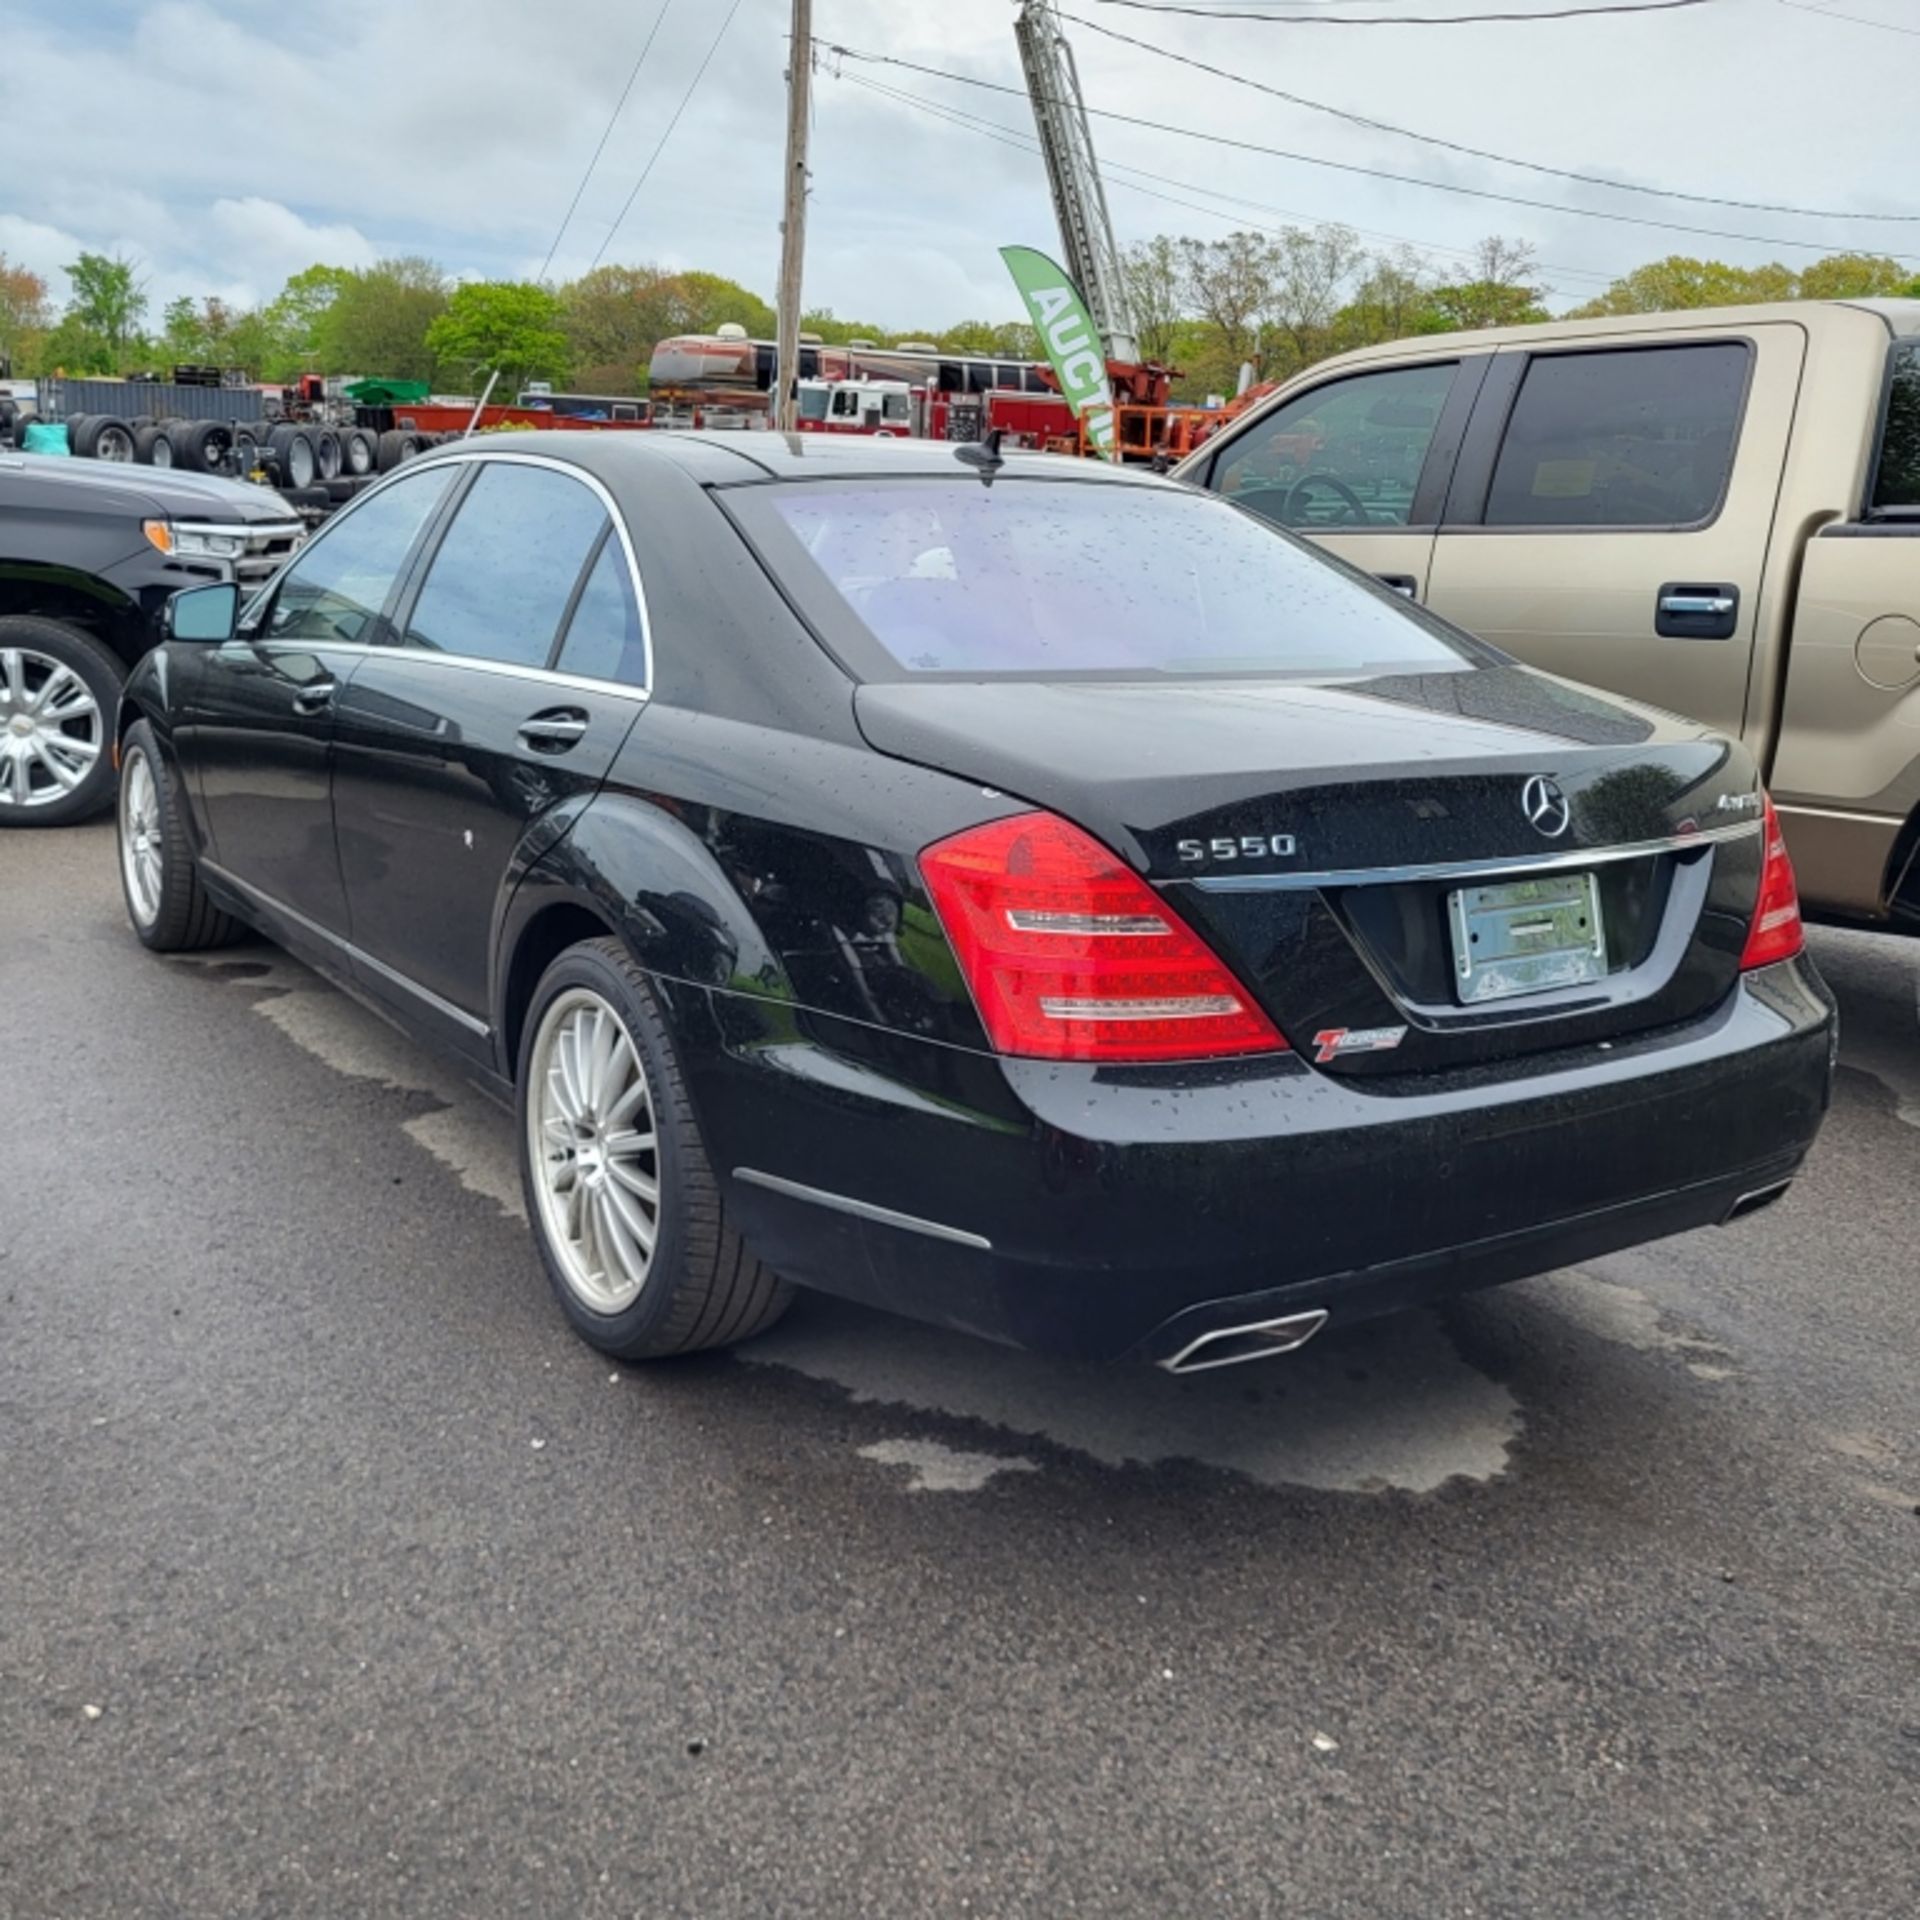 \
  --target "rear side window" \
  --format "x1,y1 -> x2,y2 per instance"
1213,362 -> 1456,530
730,477 -> 1475,681
264,464 -> 454,644
1483,344 -> 1748,529
405,463 -> 607,667
1869,343 -> 1920,514
554,537 -> 646,686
